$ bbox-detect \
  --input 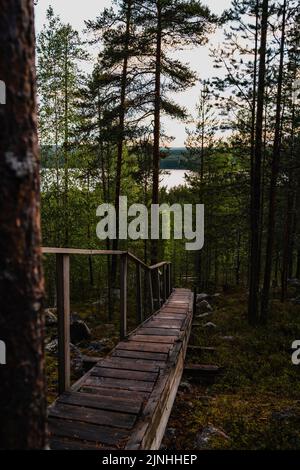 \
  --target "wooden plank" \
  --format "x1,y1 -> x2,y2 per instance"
138,328 -> 180,336
155,314 -> 186,320
130,335 -> 177,344
50,437 -> 101,450
112,349 -> 167,362
149,320 -> 183,329
49,403 -> 136,429
162,306 -> 188,311
84,376 -> 154,392
117,341 -> 171,354
91,367 -> 157,383
56,253 -> 70,394
49,418 -> 129,446
80,385 -> 149,401
57,391 -> 142,415
99,357 -> 161,373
